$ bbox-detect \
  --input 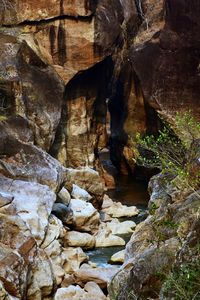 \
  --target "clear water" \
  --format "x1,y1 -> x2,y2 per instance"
86,176 -> 149,267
